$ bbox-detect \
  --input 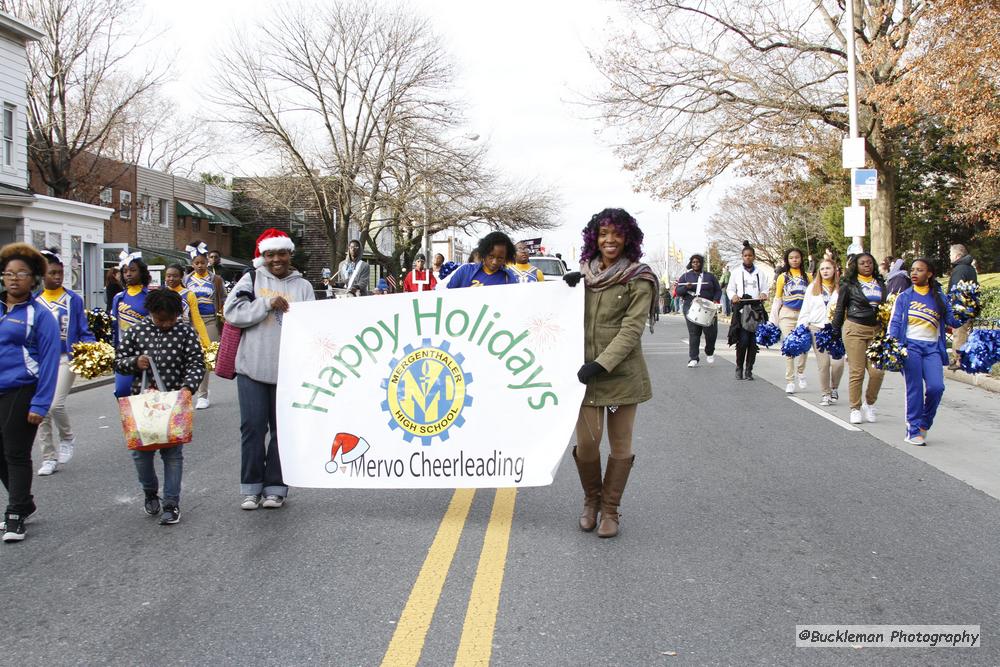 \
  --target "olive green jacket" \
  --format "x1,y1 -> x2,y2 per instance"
582,279 -> 654,407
